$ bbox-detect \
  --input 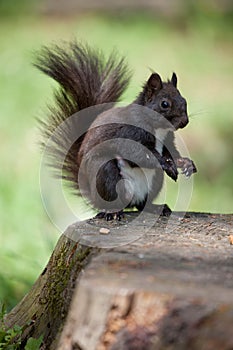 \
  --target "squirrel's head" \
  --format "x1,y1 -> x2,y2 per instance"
138,72 -> 189,130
